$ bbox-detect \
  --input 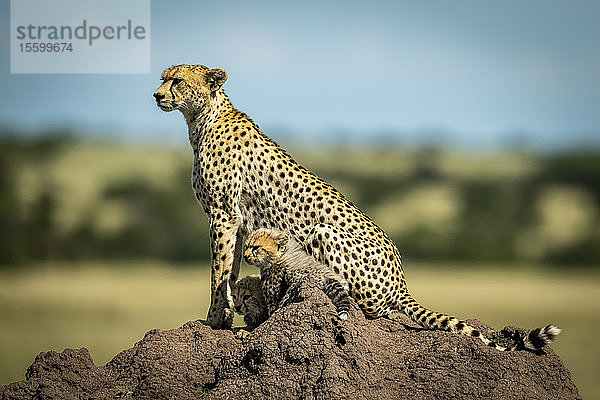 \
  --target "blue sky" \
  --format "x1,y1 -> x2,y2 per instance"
1,0 -> 599,148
